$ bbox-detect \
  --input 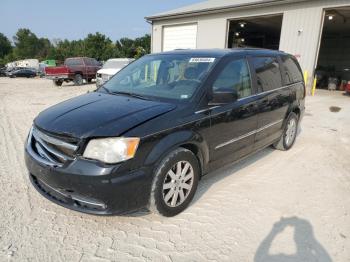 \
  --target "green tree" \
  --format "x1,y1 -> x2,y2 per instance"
11,28 -> 54,61
84,32 -> 114,61
1,29 -> 151,64
134,34 -> 151,54
115,37 -> 135,58
0,33 -> 12,59
53,39 -> 85,62
36,37 -> 54,59
114,34 -> 150,59
12,28 -> 40,59
134,46 -> 146,59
